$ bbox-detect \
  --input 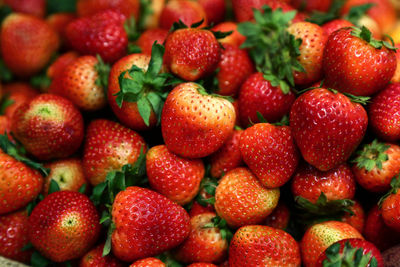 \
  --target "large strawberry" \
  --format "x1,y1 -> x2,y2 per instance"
80,243 -> 124,267
29,191 -> 101,262
229,225 -> 301,266
239,123 -> 299,188
159,0 -> 207,30
161,82 -> 235,158
111,186 -> 190,262
290,88 -> 368,171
